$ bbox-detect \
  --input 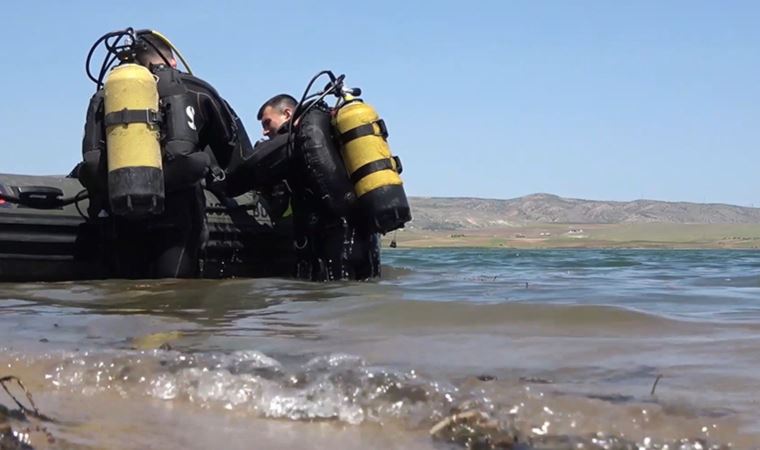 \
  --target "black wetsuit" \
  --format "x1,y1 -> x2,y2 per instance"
226,117 -> 381,281
78,66 -> 250,278
290,190 -> 381,282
